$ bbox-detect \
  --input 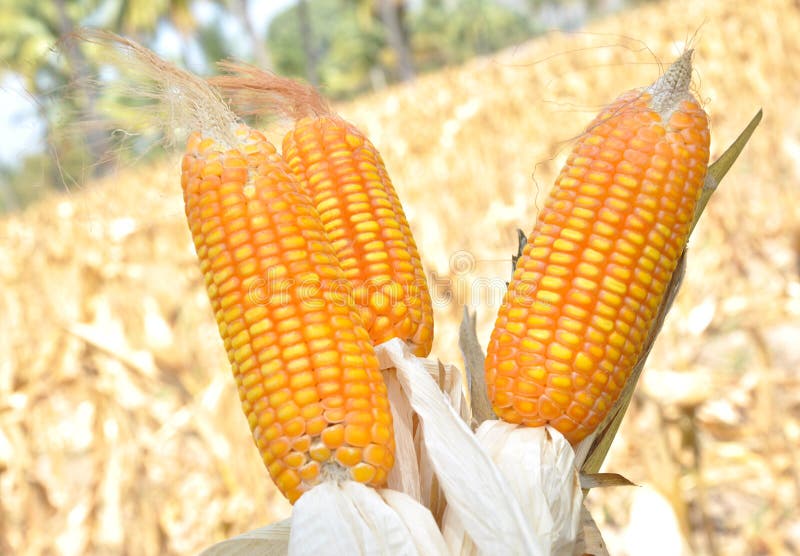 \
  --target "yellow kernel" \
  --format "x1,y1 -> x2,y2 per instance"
586,172 -> 610,185
550,252 -> 576,265
529,246 -> 549,259
553,238 -> 578,252
580,249 -> 602,265
592,316 -> 615,333
548,343 -> 573,361
598,208 -> 621,224
299,461 -> 320,482
335,447 -> 363,468
588,236 -> 613,252
578,184 -> 604,196
615,174 -> 638,188
558,317 -> 582,335
245,383 -> 265,403
629,283 -> 648,301
598,217 -> 621,236
545,264 -> 570,277
522,366 -> 547,383
599,290 -> 623,307
568,289 -> 593,305
563,304 -> 588,319
363,445 -> 388,468
371,422 -> 392,444
606,197 -> 629,212
231,329 -> 250,350
344,425 -> 372,447
321,425 -> 345,449
284,451 -> 305,469
520,337 -> 544,352
573,276 -> 598,292
352,462 -> 377,483
513,398 -> 537,415
567,404 -> 589,421
566,216 -> 589,230
277,402 -> 299,423
575,391 -> 596,408
233,343 -> 253,364
625,230 -> 646,246
505,321 -> 526,336
574,352 -> 594,373
549,390 -> 572,407
529,329 -> 552,341
507,307 -> 528,320
550,375 -> 572,389
524,314 -> 552,328
561,228 -> 585,242
576,262 -> 600,278
608,331 -> 626,349
277,469 -> 302,494
283,342 -> 308,362
293,387 -> 319,407
556,330 -> 581,346
536,290 -> 561,305
309,443 -> 332,462
311,349 -> 340,368
636,269 -> 653,286
603,276 -> 628,295
531,300 -> 557,315
277,317 -> 302,335
269,438 -> 290,458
